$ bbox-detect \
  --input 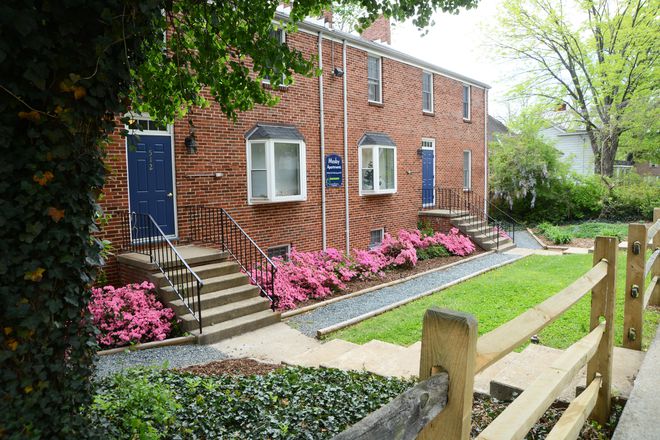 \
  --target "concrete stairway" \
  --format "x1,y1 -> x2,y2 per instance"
284,337 -> 645,403
451,214 -> 516,253
117,245 -> 280,344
